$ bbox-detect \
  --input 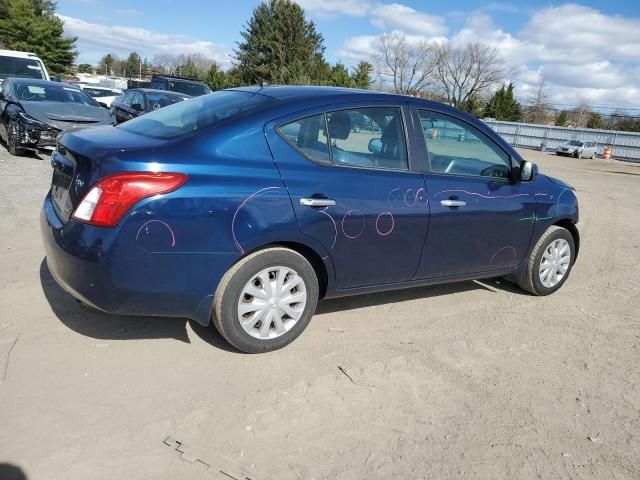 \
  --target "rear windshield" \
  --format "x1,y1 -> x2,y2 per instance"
146,91 -> 188,110
0,55 -> 46,80
117,90 -> 277,139
13,81 -> 99,105
167,79 -> 211,96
